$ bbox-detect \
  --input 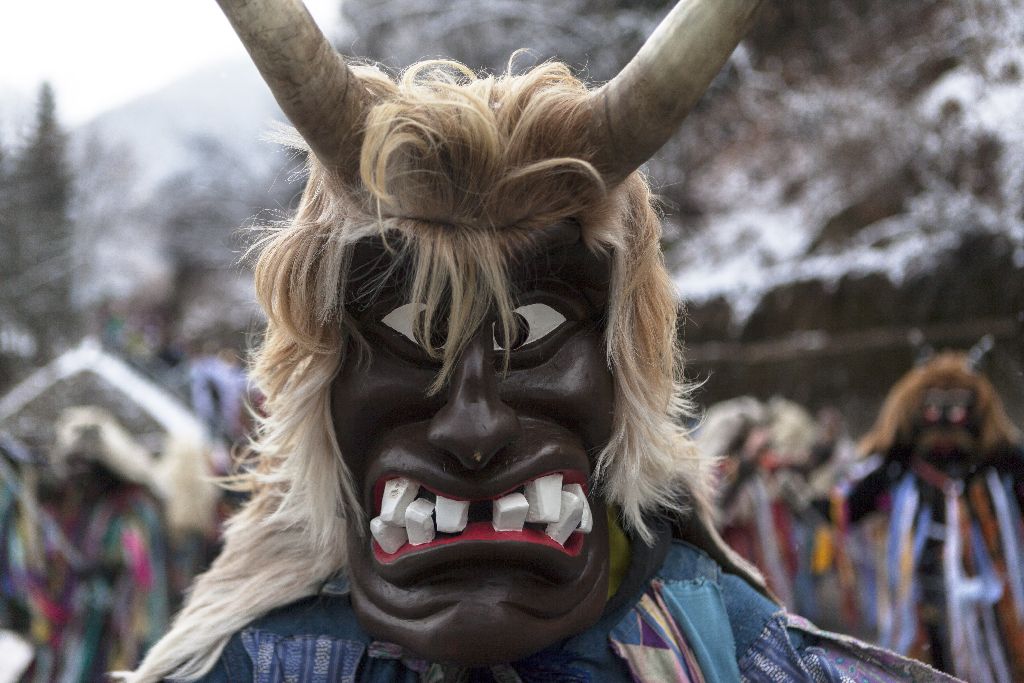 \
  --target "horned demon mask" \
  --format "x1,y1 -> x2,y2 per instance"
133,0 -> 763,677
859,351 -> 1020,471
